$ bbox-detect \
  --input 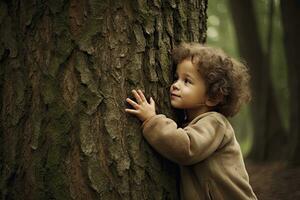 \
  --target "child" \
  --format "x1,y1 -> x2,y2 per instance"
125,43 -> 257,200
